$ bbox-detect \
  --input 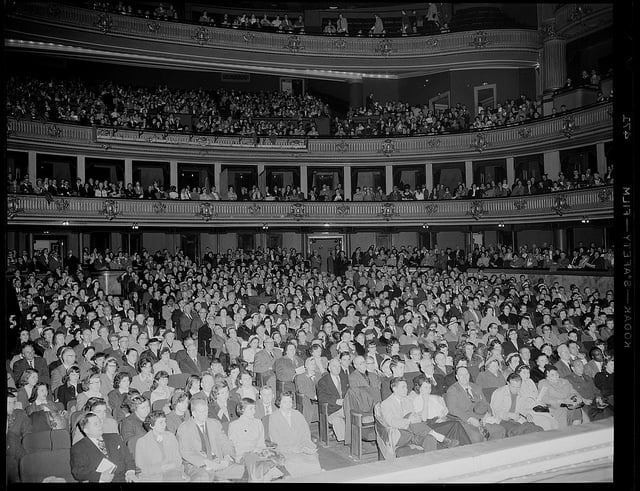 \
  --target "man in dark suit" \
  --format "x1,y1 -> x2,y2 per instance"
317,358 -> 348,442
554,344 -> 574,379
70,412 -> 138,482
174,302 -> 194,341
253,337 -> 282,387
178,342 -> 209,376
12,342 -> 50,385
